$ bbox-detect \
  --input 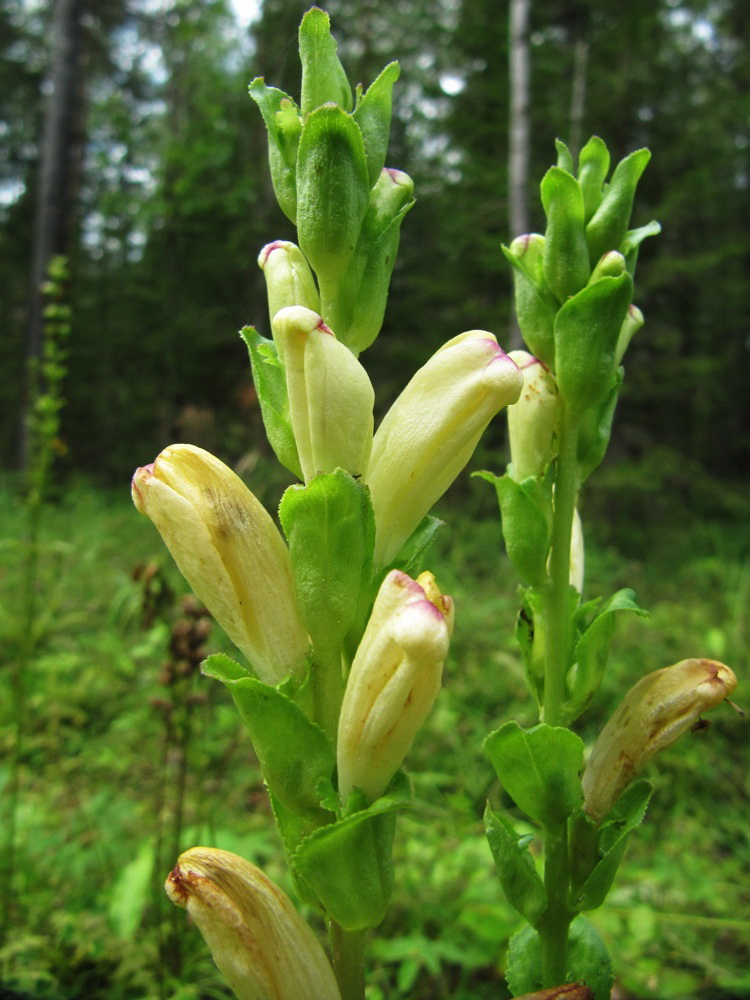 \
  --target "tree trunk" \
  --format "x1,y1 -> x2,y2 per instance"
20,0 -> 83,467
508,0 -> 531,349
569,37 -> 589,161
